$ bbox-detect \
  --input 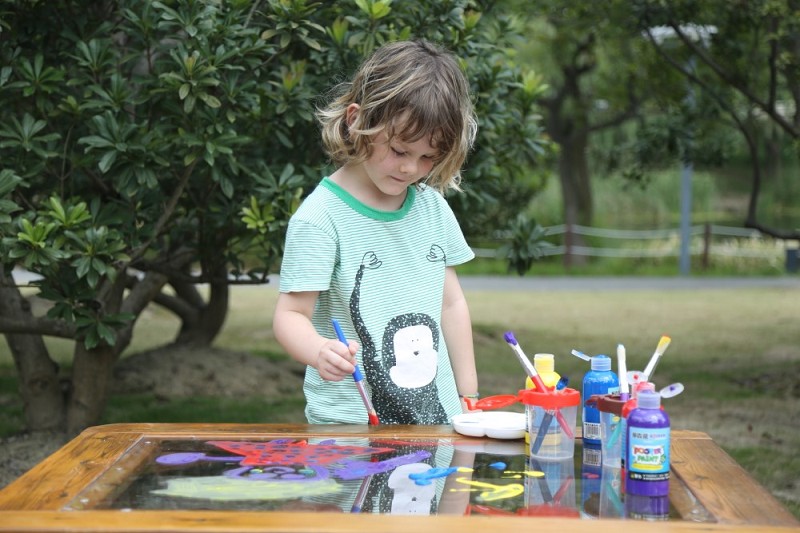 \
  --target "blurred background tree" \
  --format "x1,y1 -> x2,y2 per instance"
510,0 -> 799,268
